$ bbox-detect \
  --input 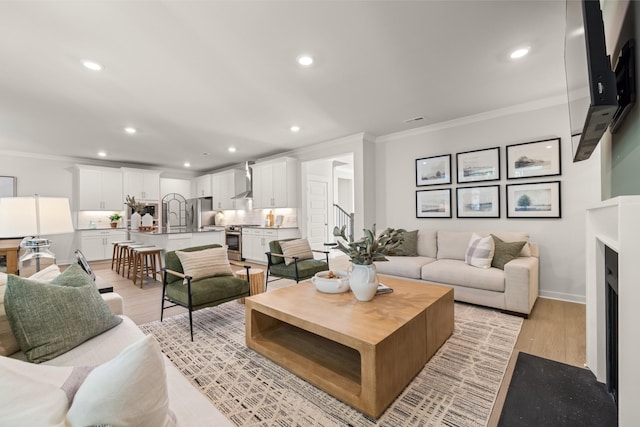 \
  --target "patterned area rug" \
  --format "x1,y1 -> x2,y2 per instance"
140,301 -> 522,427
